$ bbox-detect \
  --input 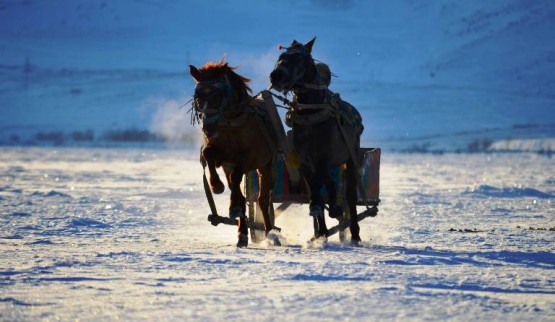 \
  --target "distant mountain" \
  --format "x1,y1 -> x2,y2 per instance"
0,0 -> 553,151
